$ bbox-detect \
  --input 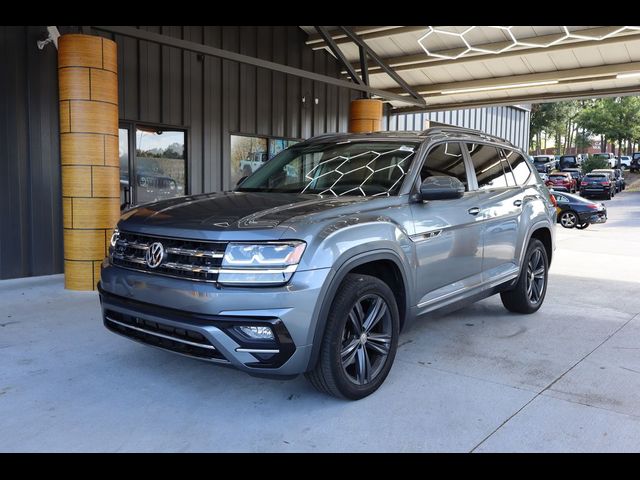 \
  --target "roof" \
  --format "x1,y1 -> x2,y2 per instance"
301,26 -> 640,111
